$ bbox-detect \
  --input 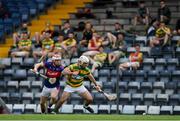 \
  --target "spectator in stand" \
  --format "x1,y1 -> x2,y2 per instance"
146,19 -> 159,44
35,21 -> 54,46
0,1 -> 9,19
173,19 -> 180,35
88,46 -> 107,73
13,23 -> 30,47
158,0 -> 171,25
108,33 -> 127,65
106,22 -> 126,47
61,33 -> 77,58
11,32 -> 32,58
59,21 -> 74,40
76,8 -> 95,19
149,21 -> 171,47
33,31 -> 54,60
49,35 -> 64,58
133,1 -> 149,26
119,44 -> 143,70
82,32 -> 103,56
80,22 -> 95,47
